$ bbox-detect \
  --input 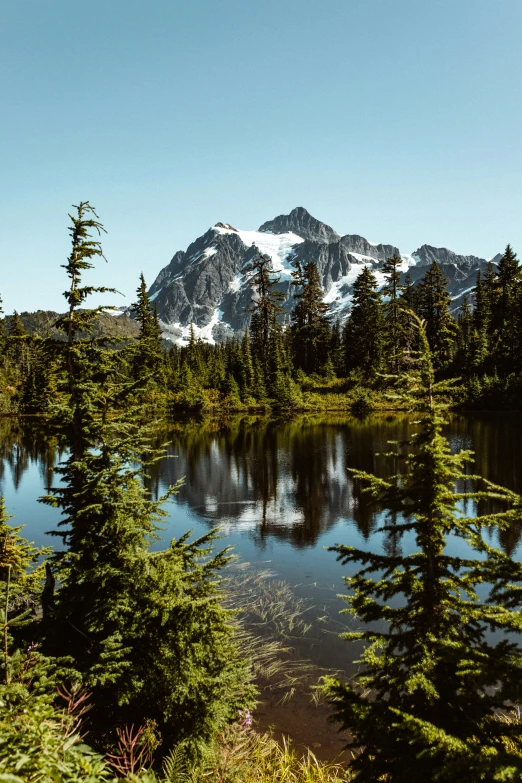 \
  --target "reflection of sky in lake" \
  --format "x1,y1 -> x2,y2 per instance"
1,411 -> 521,675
